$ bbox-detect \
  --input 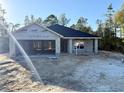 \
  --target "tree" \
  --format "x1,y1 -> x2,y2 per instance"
24,16 -> 30,26
101,27 -> 118,51
75,17 -> 88,31
98,3 -> 124,51
77,17 -> 87,26
43,14 -> 58,26
74,17 -> 93,33
105,3 -> 118,37
114,4 -> 124,38
36,17 -> 42,25
105,4 -> 114,29
24,15 -> 43,25
70,24 -> 76,29
30,15 -> 35,24
0,4 -> 8,37
85,26 -> 93,34
9,23 -> 20,32
96,19 -> 104,37
58,13 -> 70,26
101,4 -> 115,37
